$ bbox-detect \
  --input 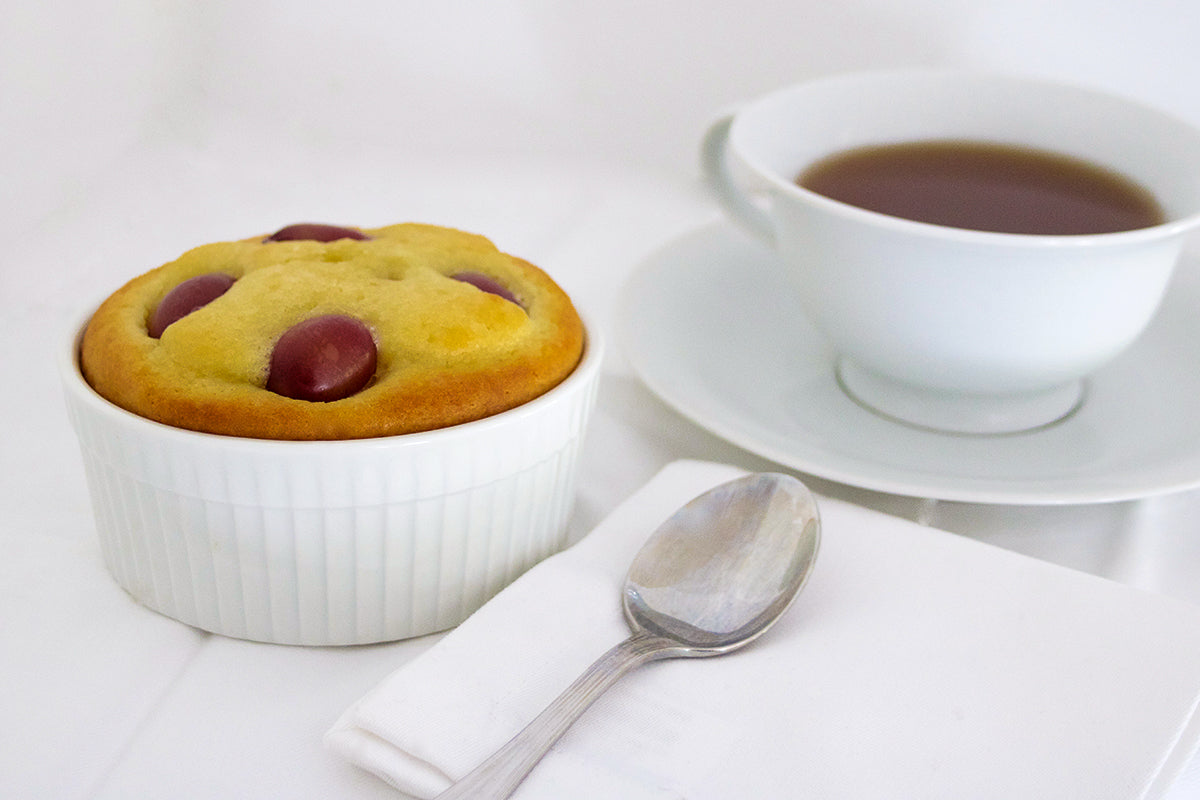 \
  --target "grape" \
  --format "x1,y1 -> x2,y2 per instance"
264,223 -> 370,242
450,271 -> 522,307
149,273 -> 236,338
266,314 -> 377,402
